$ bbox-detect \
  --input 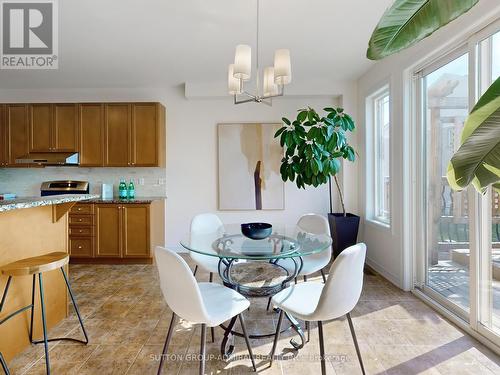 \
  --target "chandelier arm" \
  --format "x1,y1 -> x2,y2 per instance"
234,96 -> 258,105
